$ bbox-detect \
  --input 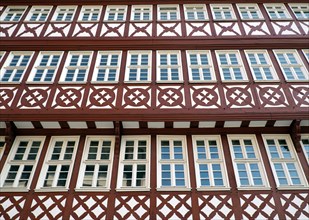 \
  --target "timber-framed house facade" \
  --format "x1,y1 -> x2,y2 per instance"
0,0 -> 308,219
